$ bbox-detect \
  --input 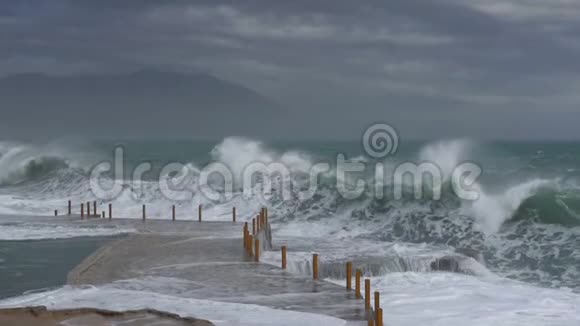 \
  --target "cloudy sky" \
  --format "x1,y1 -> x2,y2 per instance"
2,0 -> 580,140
